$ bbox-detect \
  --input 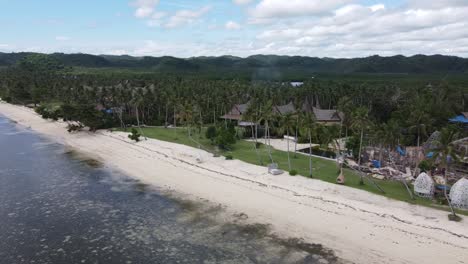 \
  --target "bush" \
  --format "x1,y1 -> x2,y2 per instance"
67,123 -> 84,133
289,170 -> 298,176
128,128 -> 141,142
35,105 -> 62,121
225,154 -> 233,160
345,136 -> 360,159
216,127 -> 236,150
206,126 -> 217,142
418,160 -> 432,172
